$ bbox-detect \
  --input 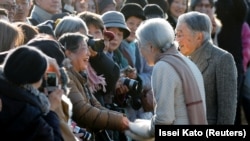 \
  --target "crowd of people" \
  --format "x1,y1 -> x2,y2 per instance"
0,0 -> 249,141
